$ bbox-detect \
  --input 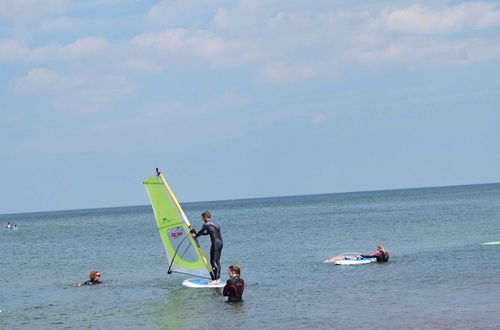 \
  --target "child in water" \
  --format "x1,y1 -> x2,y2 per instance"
223,265 -> 244,302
